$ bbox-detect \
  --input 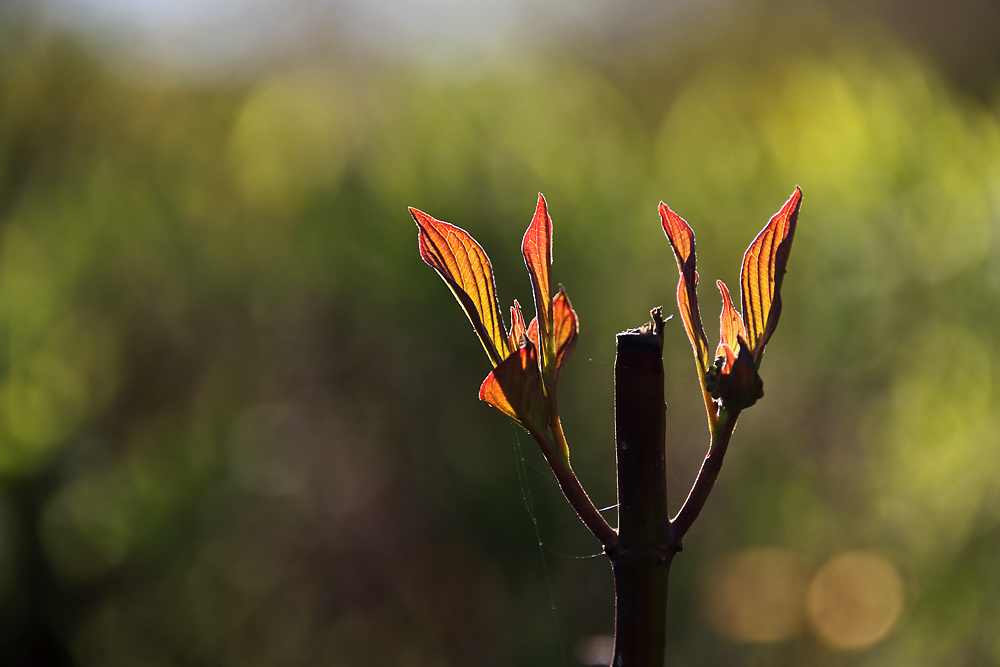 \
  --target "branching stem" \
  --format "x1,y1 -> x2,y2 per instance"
529,425 -> 618,547
670,408 -> 739,542
531,312 -> 740,666
609,309 -> 673,667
